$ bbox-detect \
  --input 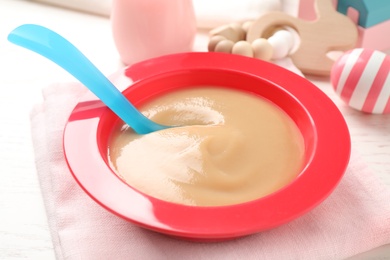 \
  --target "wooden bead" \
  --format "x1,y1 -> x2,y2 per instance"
208,35 -> 226,52
268,30 -> 293,59
214,39 -> 235,53
232,41 -> 253,57
208,22 -> 296,61
242,21 -> 254,33
230,23 -> 246,41
283,26 -> 300,54
274,30 -> 294,52
210,24 -> 243,42
251,38 -> 273,61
